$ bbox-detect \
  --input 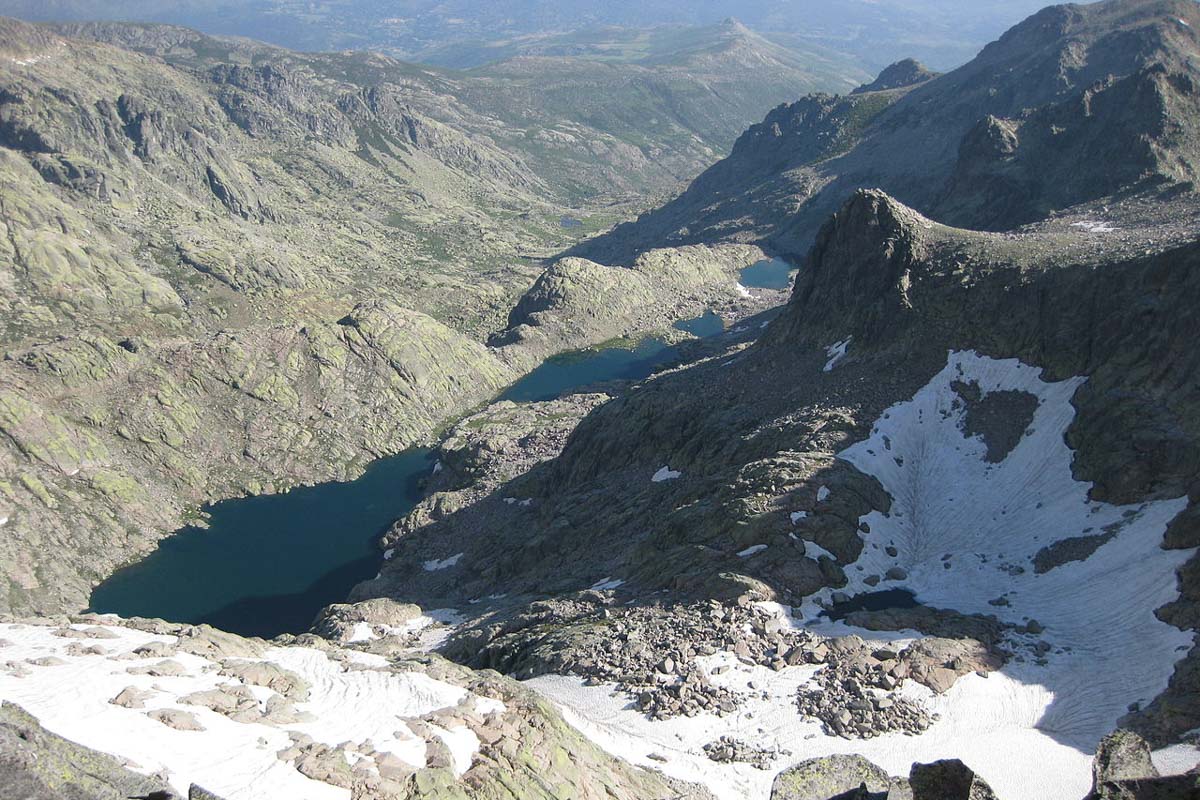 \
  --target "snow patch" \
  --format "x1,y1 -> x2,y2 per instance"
816,485 -> 831,503
652,466 -> 682,482
383,548 -> 395,561
590,577 -> 625,591
432,724 -> 482,775
824,337 -> 851,372
1152,742 -> 1200,776
346,622 -> 377,643
790,511 -> 809,523
736,544 -> 768,558
1071,220 -> 1117,233
422,553 -> 464,571
801,540 -> 836,562
735,283 -> 752,298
